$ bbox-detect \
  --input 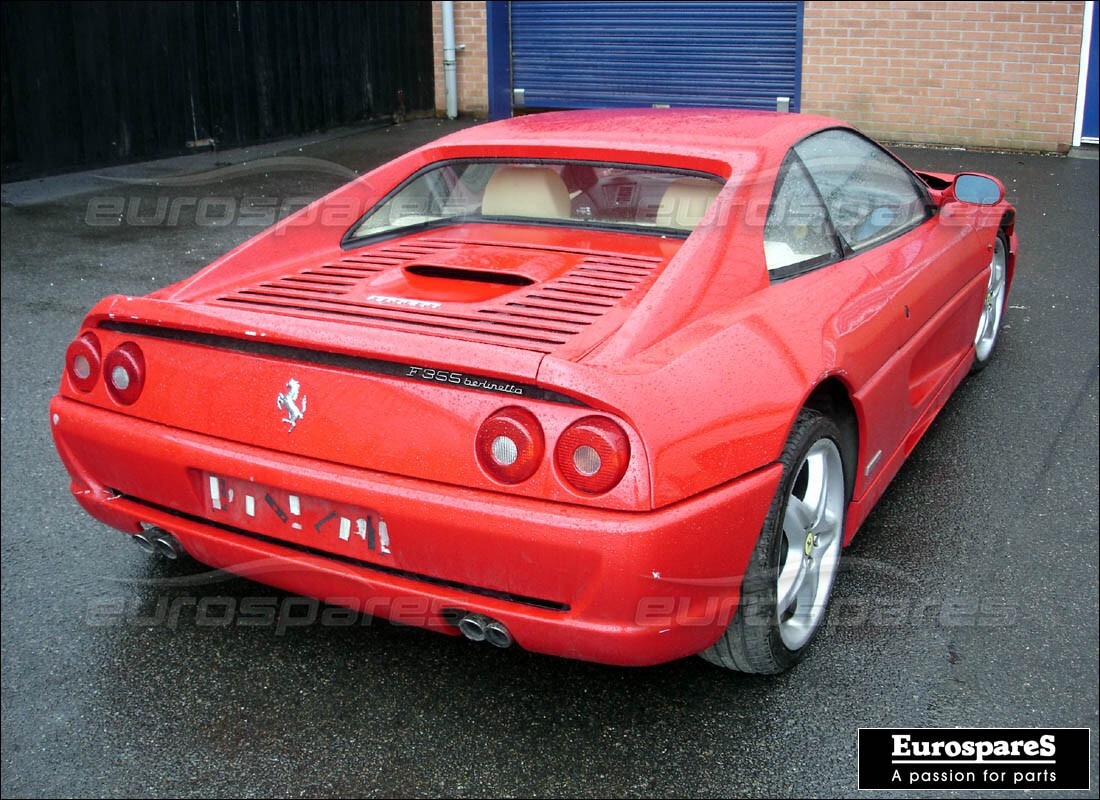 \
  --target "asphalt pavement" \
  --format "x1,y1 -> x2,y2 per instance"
2,118 -> 1097,798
